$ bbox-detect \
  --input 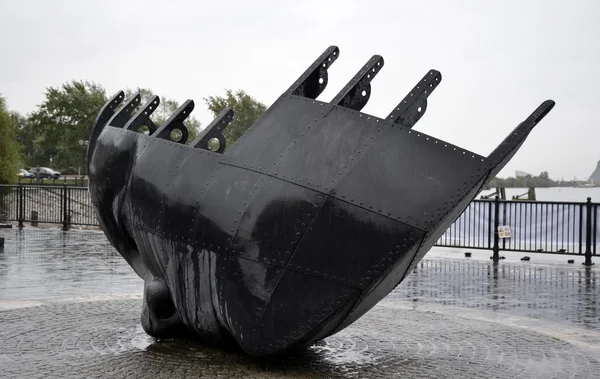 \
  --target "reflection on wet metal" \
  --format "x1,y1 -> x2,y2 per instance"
86,45 -> 556,356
